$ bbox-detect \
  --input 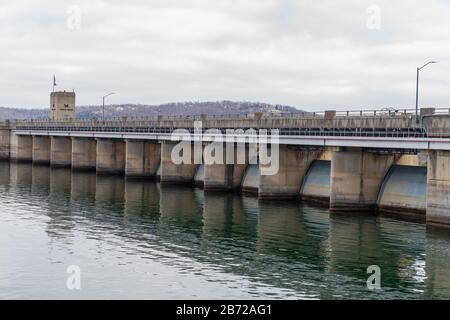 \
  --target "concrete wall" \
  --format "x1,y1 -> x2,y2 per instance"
423,114 -> 450,136
300,160 -> 331,204
203,143 -> 247,191
395,153 -> 428,167
427,150 -> 450,228
204,163 -> 233,190
72,138 -> 97,170
96,139 -> 125,174
259,146 -> 322,199
9,134 -> 17,160
14,112 -> 423,131
125,140 -> 161,178
32,136 -> 51,164
50,136 -> 72,167
16,109 -> 450,134
0,126 -> 10,160
318,149 -> 335,161
378,165 -> 427,219
160,142 -> 197,184
330,149 -> 396,211
10,134 -> 32,162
